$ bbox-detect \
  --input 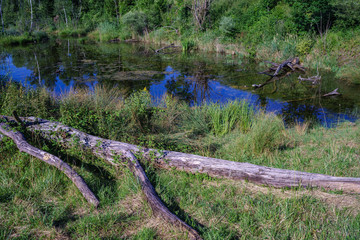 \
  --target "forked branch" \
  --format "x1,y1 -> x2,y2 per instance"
0,121 -> 100,207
